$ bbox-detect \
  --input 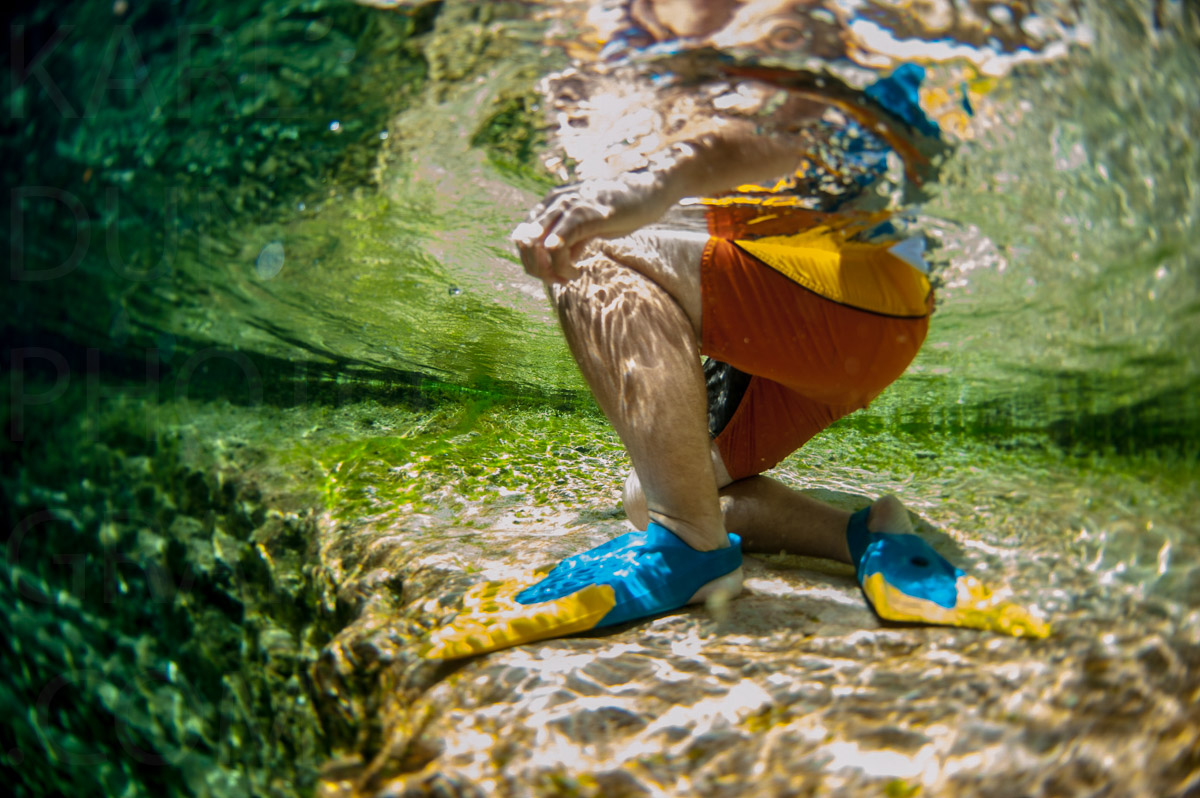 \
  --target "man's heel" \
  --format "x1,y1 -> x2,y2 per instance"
688,565 -> 744,605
